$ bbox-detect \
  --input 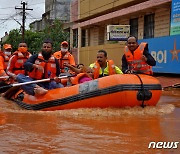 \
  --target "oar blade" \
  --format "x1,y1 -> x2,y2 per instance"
3,86 -> 21,99
0,81 -> 12,93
